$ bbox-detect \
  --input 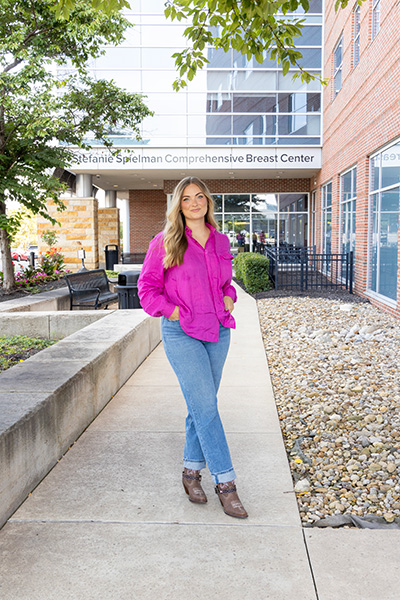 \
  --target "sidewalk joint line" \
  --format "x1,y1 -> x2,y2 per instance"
8,518 -> 302,529
302,528 -> 320,600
